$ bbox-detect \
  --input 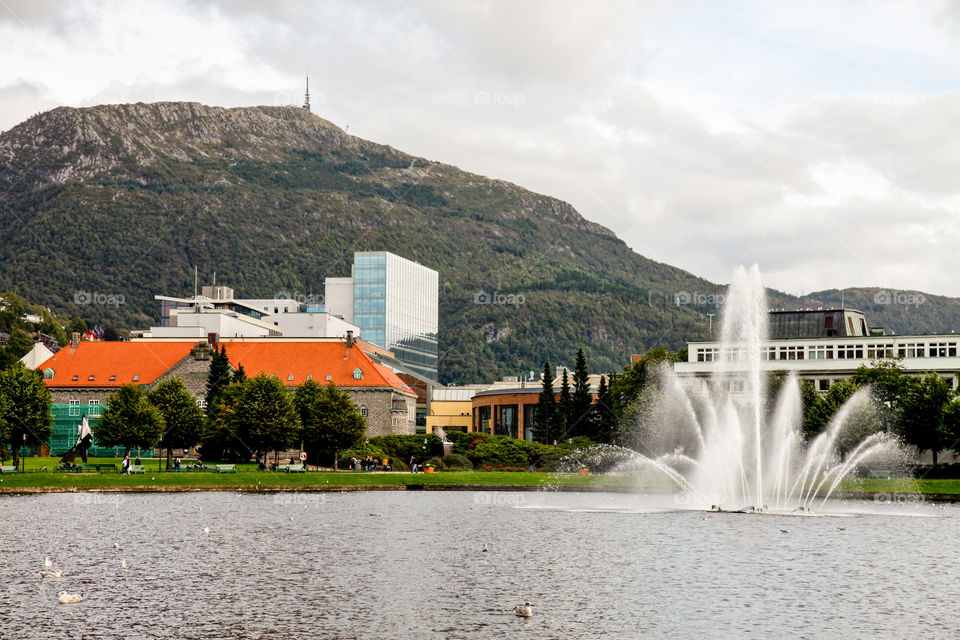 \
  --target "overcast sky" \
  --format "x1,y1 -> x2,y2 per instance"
2,0 -> 959,296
